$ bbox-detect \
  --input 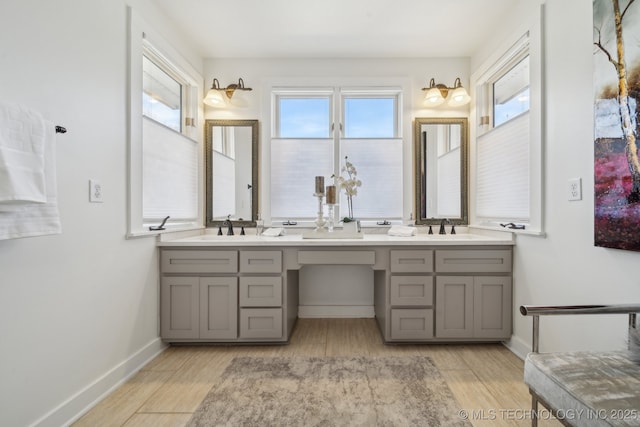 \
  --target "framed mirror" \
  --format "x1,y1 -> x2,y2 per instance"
414,117 -> 468,225
205,119 -> 259,227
